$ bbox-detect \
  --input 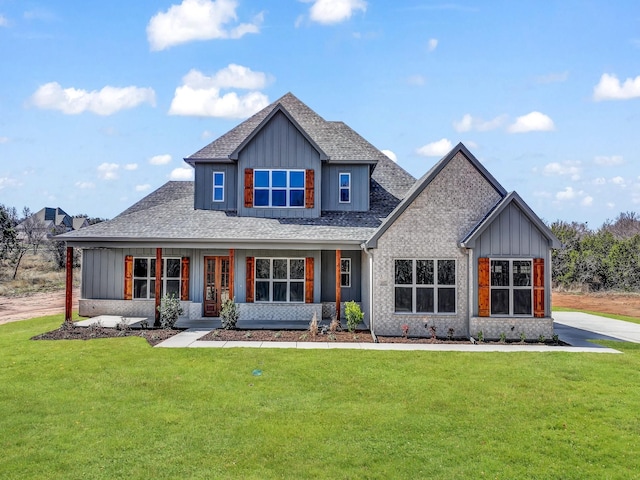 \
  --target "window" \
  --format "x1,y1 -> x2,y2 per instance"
255,258 -> 305,302
394,259 -> 456,313
490,259 -> 532,316
254,169 -> 305,208
133,257 -> 181,299
213,172 -> 224,202
339,172 -> 351,203
340,258 -> 351,287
